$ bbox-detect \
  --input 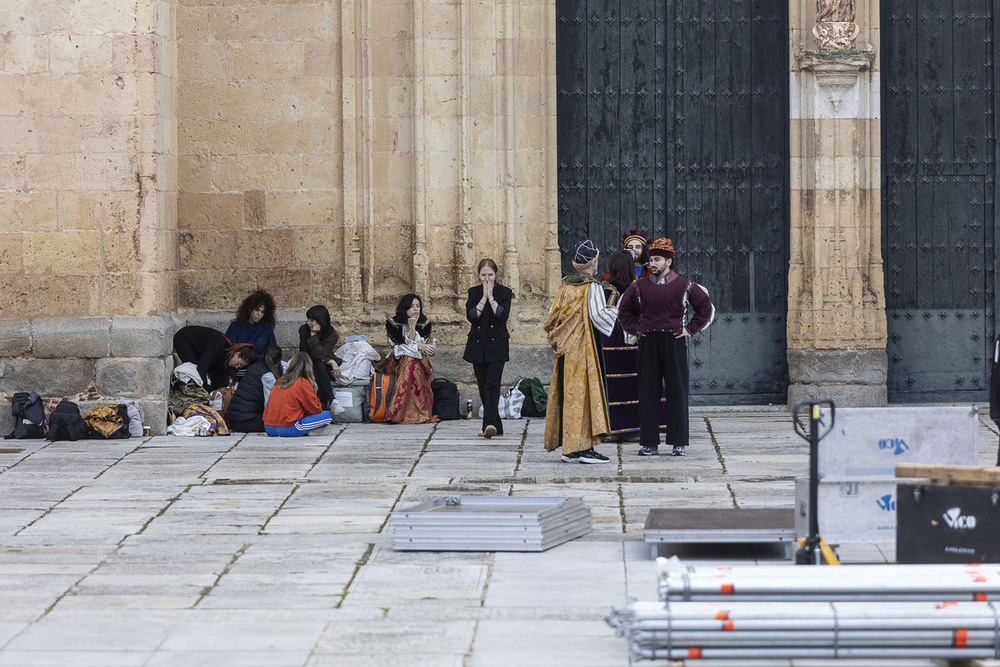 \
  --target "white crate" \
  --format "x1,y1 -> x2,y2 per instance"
816,406 -> 978,480
795,476 -> 921,546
